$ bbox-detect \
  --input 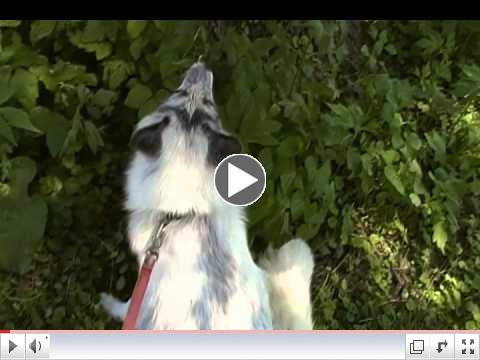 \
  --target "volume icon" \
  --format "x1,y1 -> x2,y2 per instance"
29,338 -> 41,353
